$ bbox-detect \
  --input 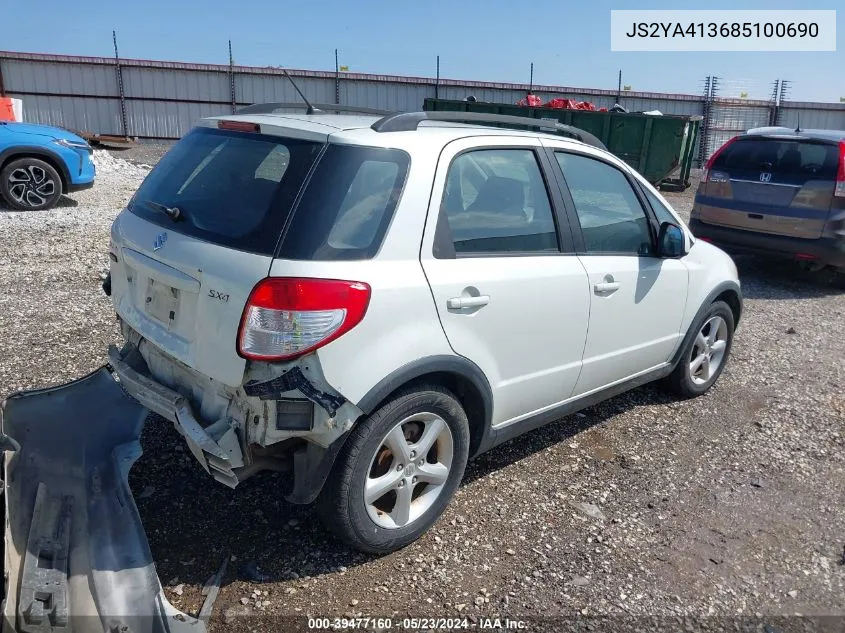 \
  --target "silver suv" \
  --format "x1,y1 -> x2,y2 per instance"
107,108 -> 742,553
